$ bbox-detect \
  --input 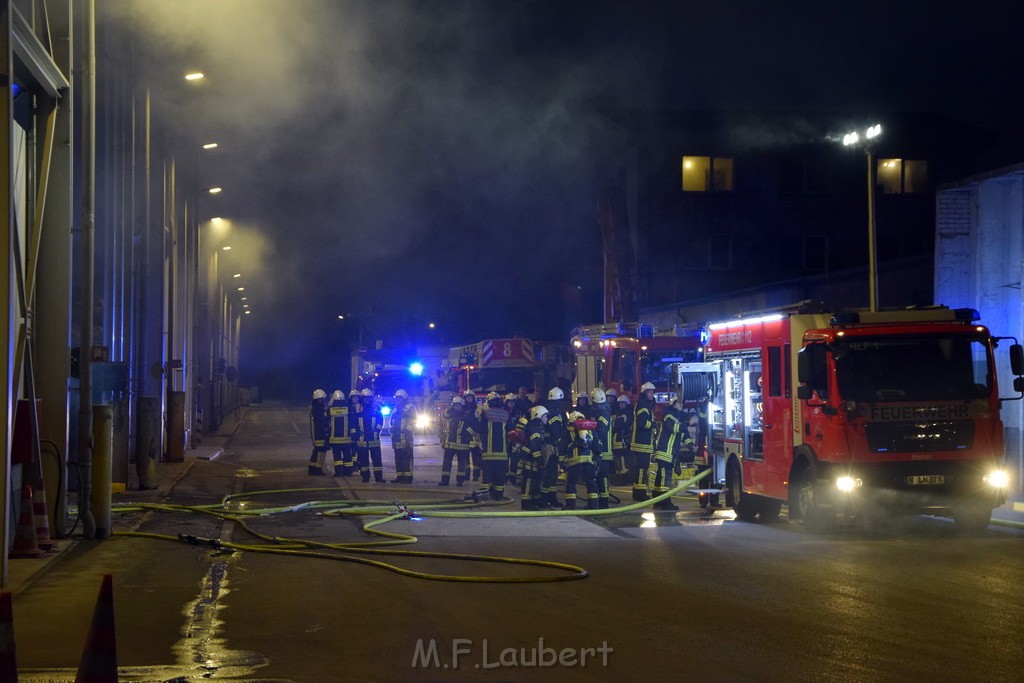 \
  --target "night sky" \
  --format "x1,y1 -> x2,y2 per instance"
118,0 -> 1024,395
